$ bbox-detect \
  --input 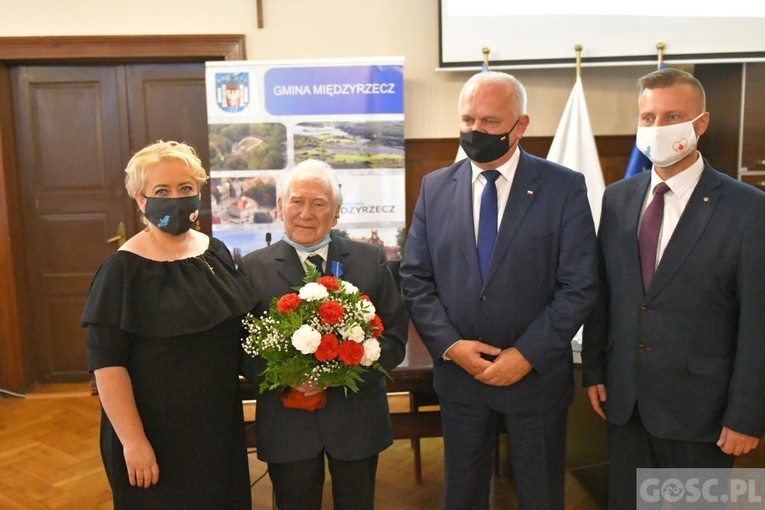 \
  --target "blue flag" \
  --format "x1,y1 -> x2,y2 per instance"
623,144 -> 652,179
624,61 -> 665,179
